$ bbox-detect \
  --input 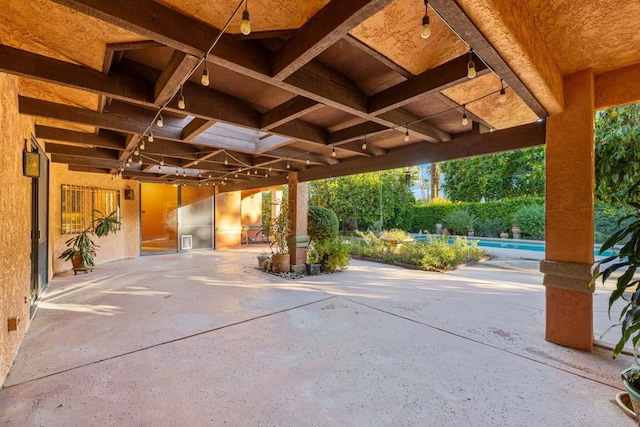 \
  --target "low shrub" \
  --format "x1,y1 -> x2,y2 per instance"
512,204 -> 545,240
443,209 -> 478,235
379,229 -> 412,241
475,217 -> 508,238
315,238 -> 350,272
349,232 -> 485,272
